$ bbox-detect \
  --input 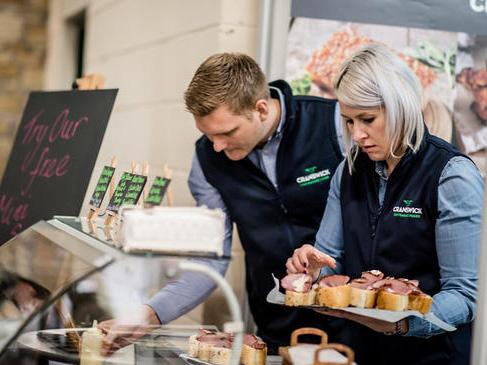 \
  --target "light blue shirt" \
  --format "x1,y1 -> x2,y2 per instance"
147,90 -> 343,323
316,156 -> 483,338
